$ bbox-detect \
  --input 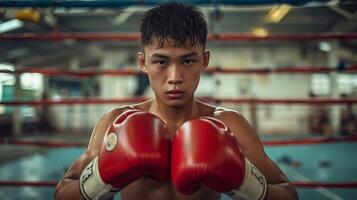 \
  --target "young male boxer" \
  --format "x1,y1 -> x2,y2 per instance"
55,2 -> 298,200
